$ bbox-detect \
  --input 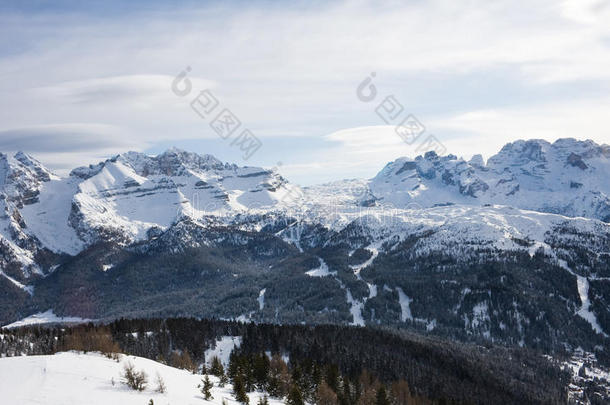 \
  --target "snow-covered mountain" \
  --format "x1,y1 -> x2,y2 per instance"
1,139 -> 609,353
0,152 -> 56,284
369,139 -> 610,221
31,147 -> 295,253
2,138 -> 609,279
0,148 -> 298,281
